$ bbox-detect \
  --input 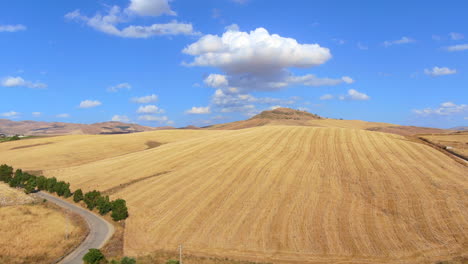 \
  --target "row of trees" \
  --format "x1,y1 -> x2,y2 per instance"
0,164 -> 128,221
